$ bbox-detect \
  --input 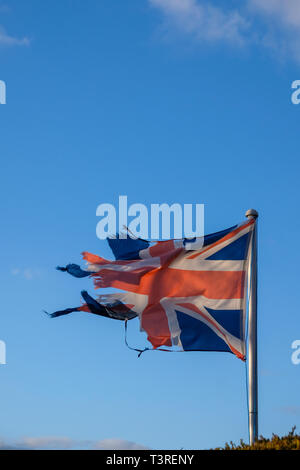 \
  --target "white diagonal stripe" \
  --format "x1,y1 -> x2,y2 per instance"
169,258 -> 244,271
